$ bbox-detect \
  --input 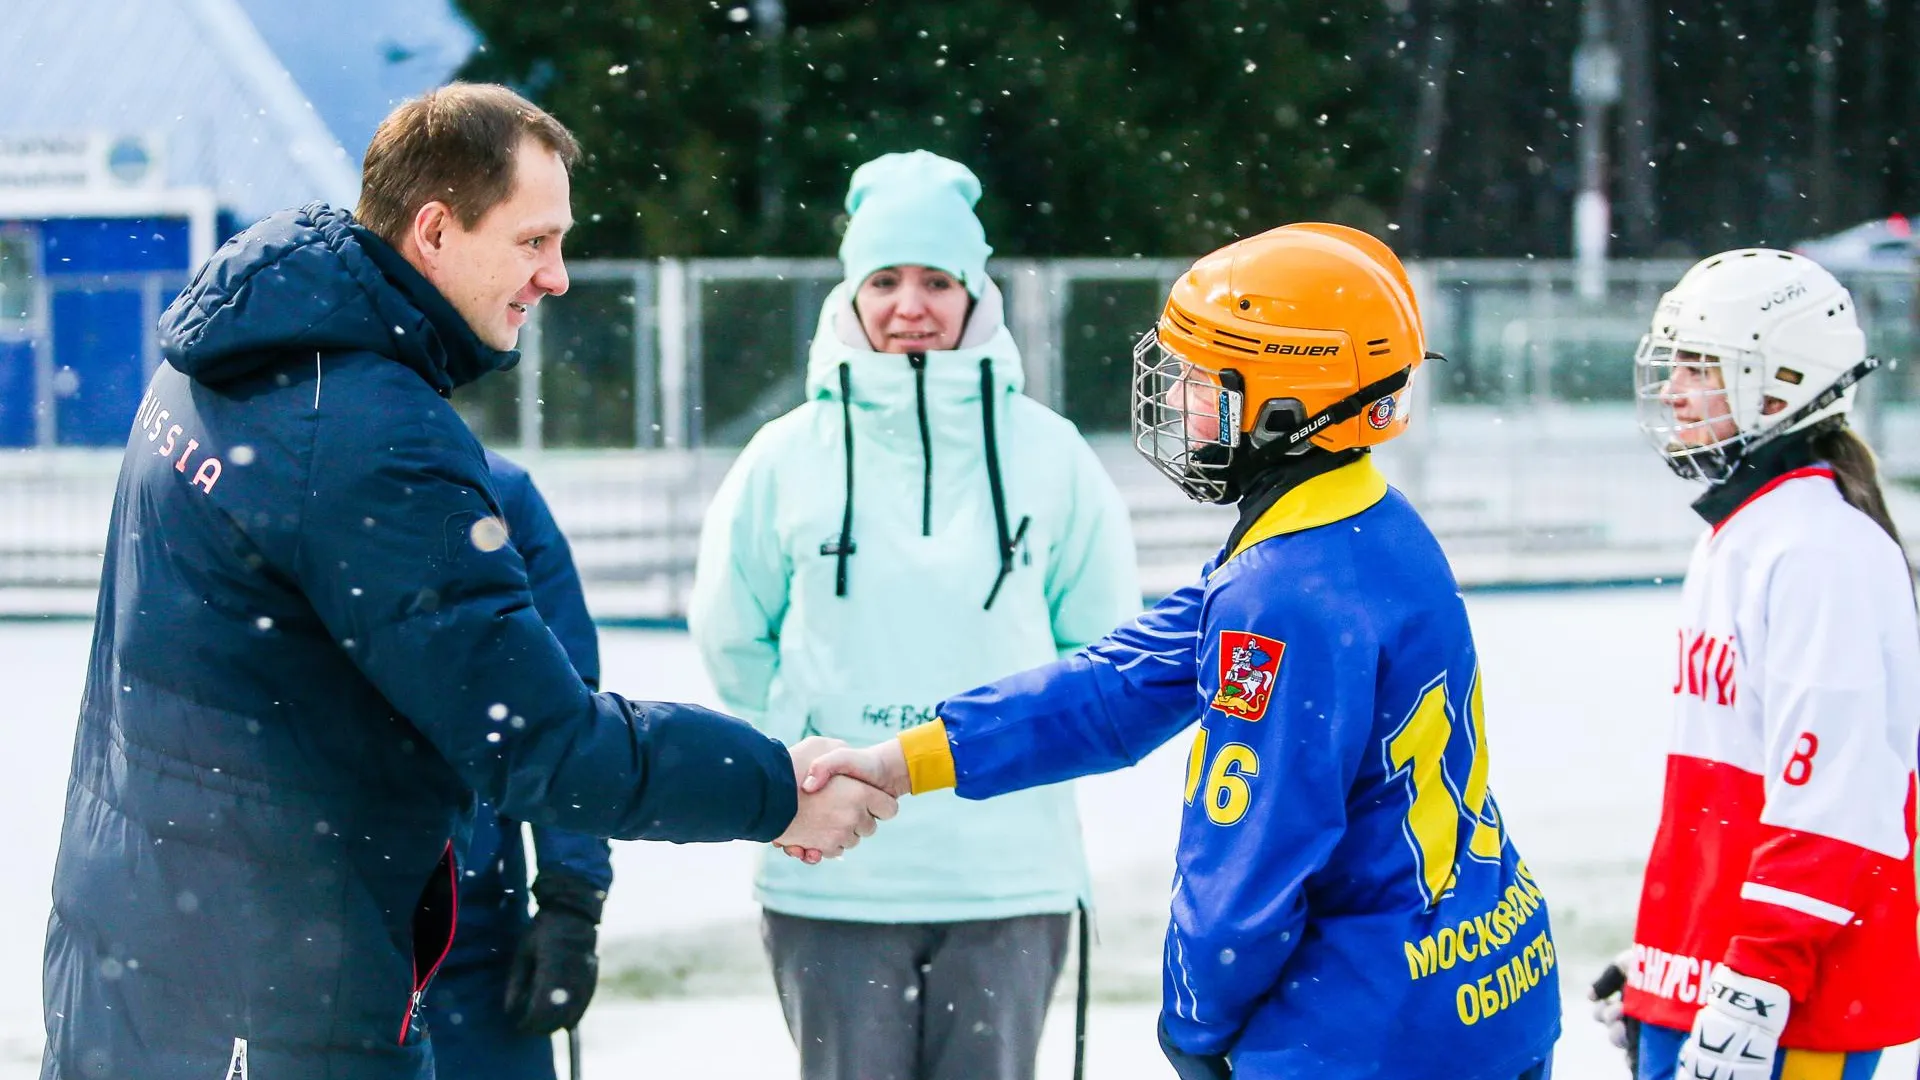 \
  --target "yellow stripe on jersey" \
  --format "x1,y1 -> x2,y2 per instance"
1221,456 -> 1391,566
900,720 -> 957,793
1779,1049 -> 1846,1080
